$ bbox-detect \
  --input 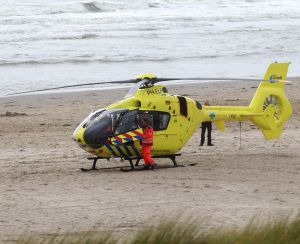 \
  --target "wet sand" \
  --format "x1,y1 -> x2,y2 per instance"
0,80 -> 299,241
